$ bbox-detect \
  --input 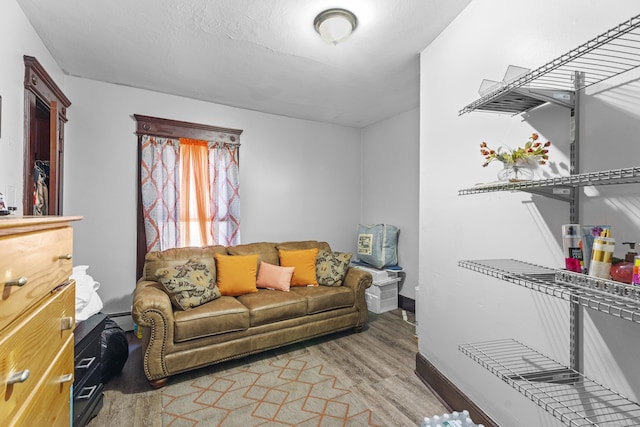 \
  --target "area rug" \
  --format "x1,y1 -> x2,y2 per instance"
160,349 -> 384,426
